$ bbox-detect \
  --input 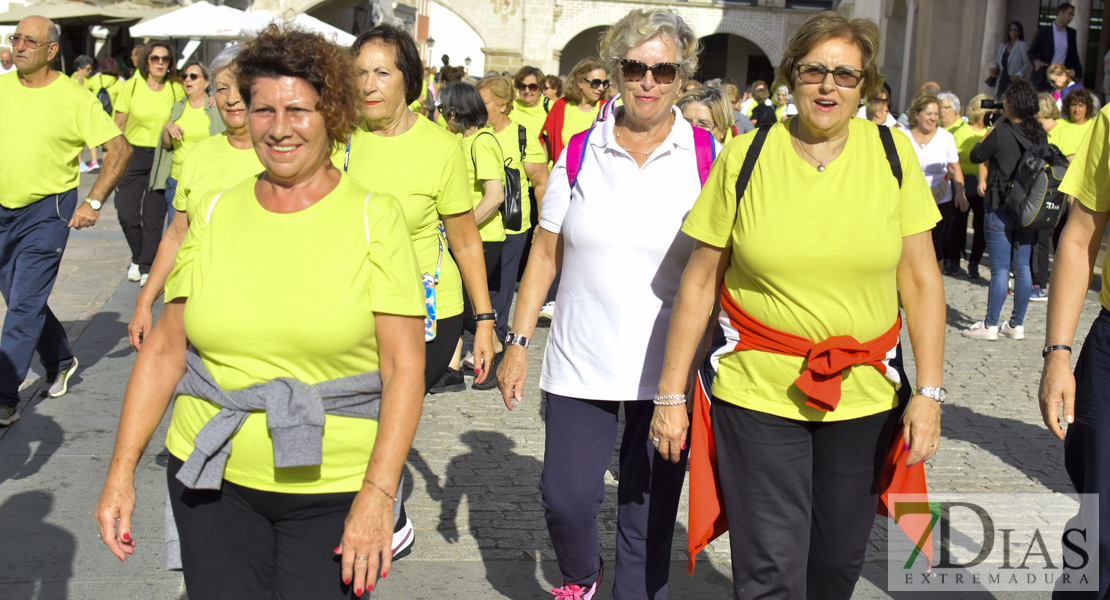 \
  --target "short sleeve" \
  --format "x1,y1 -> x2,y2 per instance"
166,189 -> 221,300
473,134 -> 504,183
524,128 -> 546,164
538,147 -> 571,234
434,140 -> 473,216
681,138 -> 745,248
944,135 -> 960,165
174,152 -> 196,213
1061,107 -> 1110,212
75,92 -> 122,149
892,132 -> 943,237
115,79 -> 134,114
365,193 -> 426,317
